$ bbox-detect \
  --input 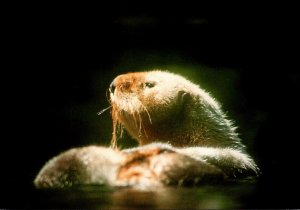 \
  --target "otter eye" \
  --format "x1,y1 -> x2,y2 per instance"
144,81 -> 156,88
